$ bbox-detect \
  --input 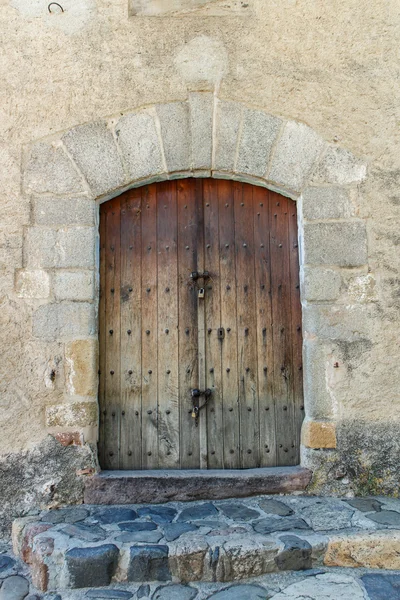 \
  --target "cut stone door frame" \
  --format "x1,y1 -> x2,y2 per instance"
20,92 -> 368,470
